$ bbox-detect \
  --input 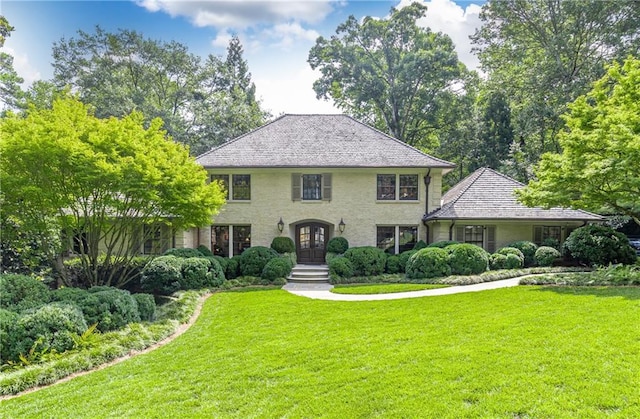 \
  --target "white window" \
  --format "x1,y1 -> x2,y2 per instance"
376,174 -> 419,201
210,174 -> 251,201
292,173 -> 332,201
455,225 -> 496,253
376,226 -> 418,254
